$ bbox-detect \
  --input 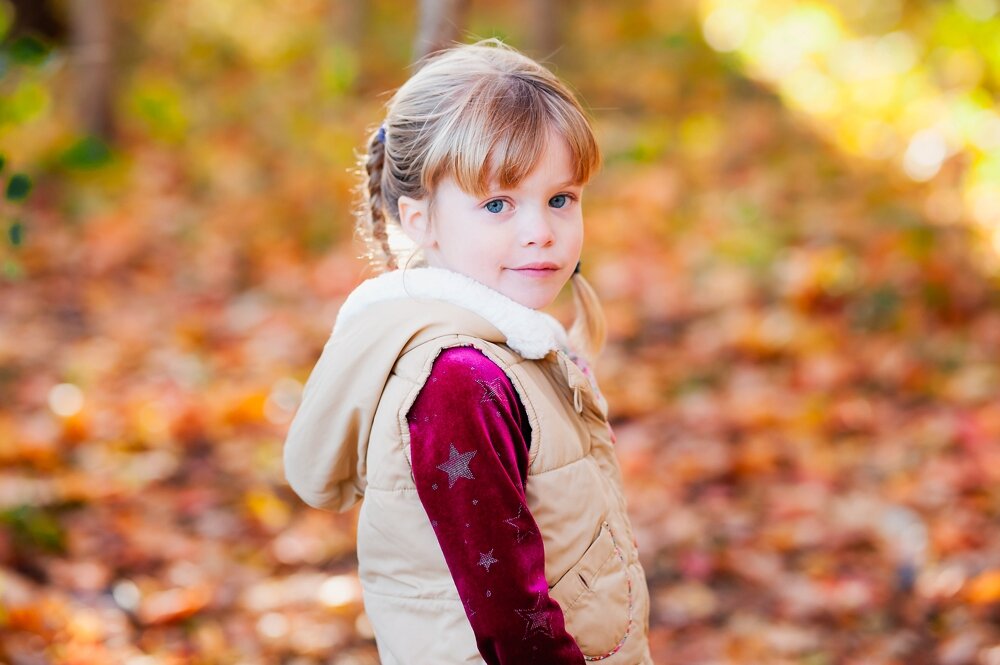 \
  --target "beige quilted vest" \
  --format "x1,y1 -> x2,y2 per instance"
283,267 -> 652,664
